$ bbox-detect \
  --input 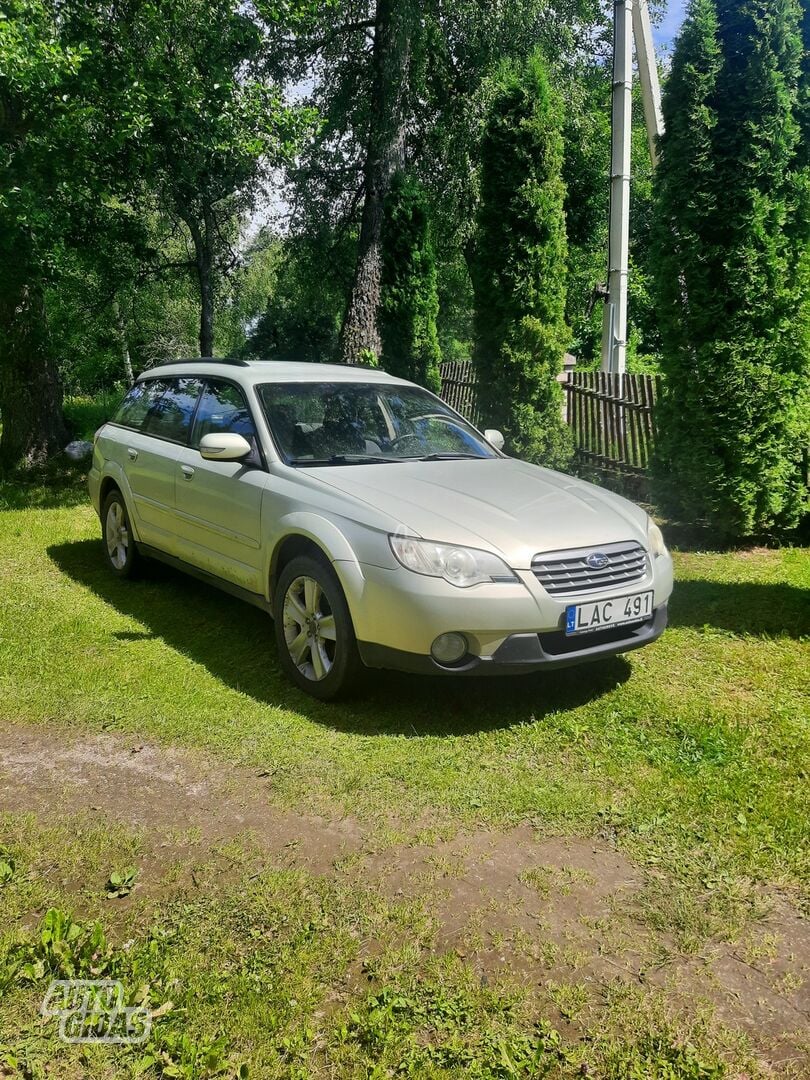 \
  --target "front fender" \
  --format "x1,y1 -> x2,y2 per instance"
266,511 -> 367,605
